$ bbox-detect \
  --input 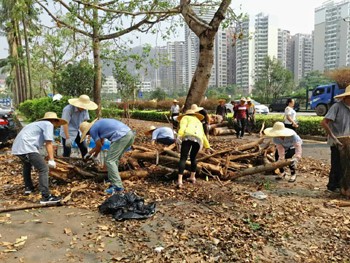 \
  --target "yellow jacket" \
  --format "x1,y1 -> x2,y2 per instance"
178,115 -> 210,149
